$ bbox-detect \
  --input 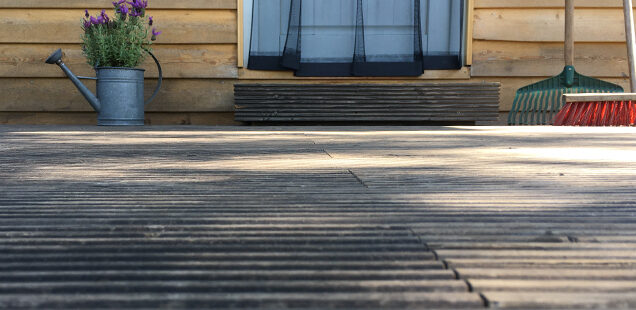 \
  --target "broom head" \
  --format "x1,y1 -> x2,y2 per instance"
553,93 -> 636,126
